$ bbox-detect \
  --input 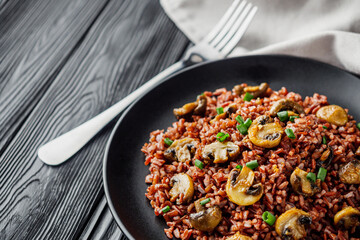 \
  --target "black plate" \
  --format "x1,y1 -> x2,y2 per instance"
103,55 -> 360,240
